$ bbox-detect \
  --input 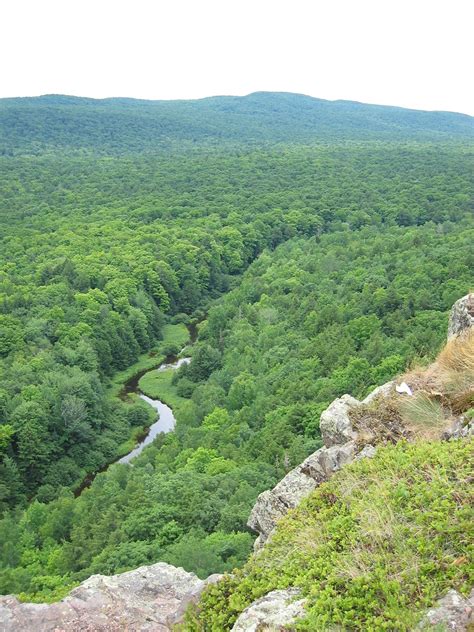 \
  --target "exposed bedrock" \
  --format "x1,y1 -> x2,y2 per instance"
231,588 -> 307,632
0,563 -> 220,631
447,293 -> 474,340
